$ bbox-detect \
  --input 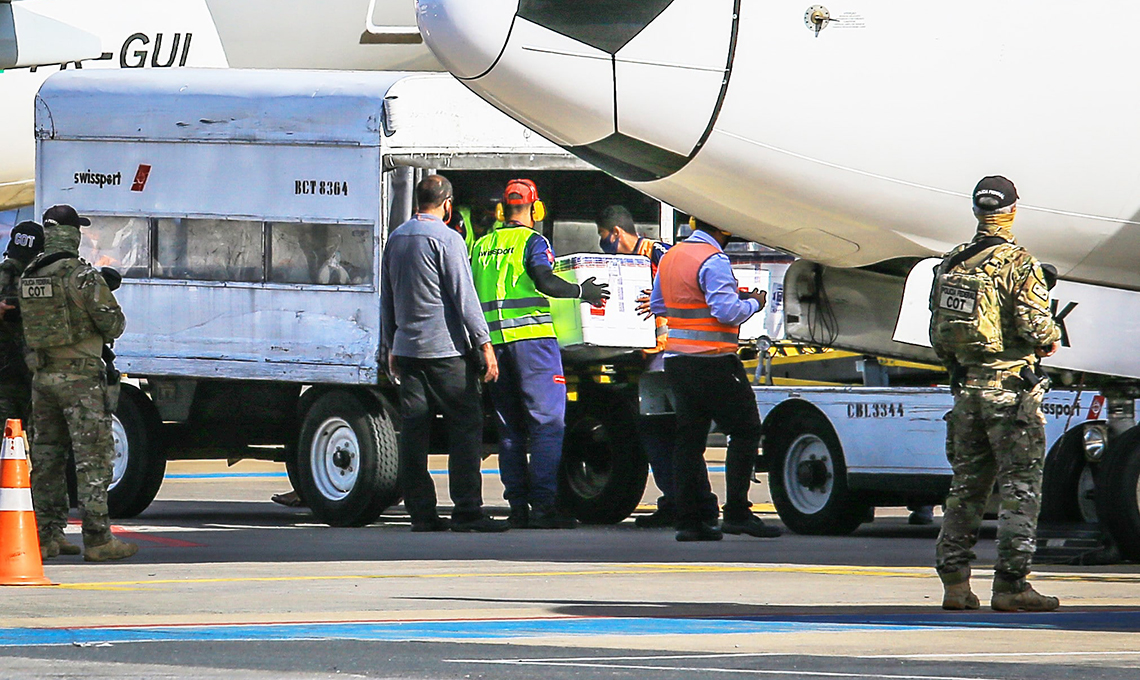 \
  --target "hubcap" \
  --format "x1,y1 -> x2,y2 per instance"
1078,465 -> 1098,524
783,433 -> 835,515
310,417 -> 360,501
108,415 -> 129,490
